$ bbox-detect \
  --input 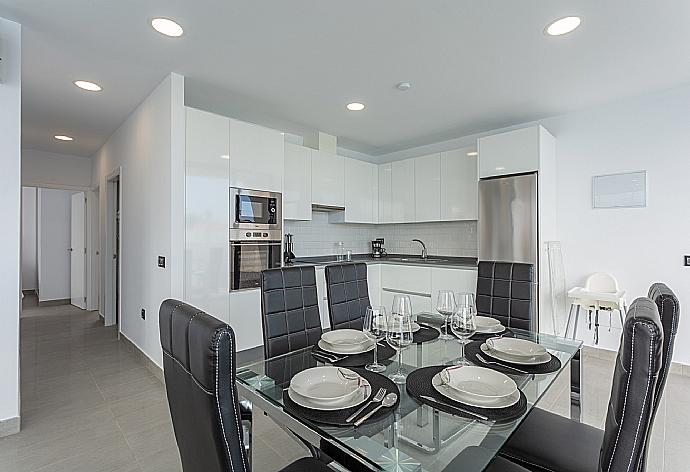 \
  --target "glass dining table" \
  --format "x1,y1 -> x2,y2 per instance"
237,327 -> 583,471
